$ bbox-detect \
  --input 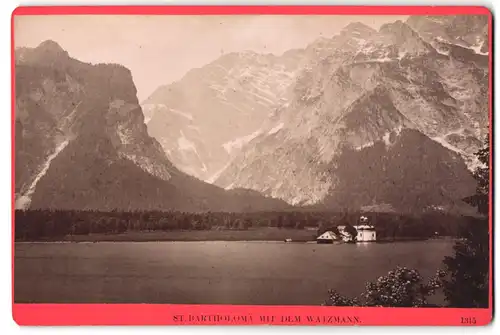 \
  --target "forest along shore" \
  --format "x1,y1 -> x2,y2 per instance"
17,228 -> 316,243
14,227 -> 449,243
15,209 -> 482,243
